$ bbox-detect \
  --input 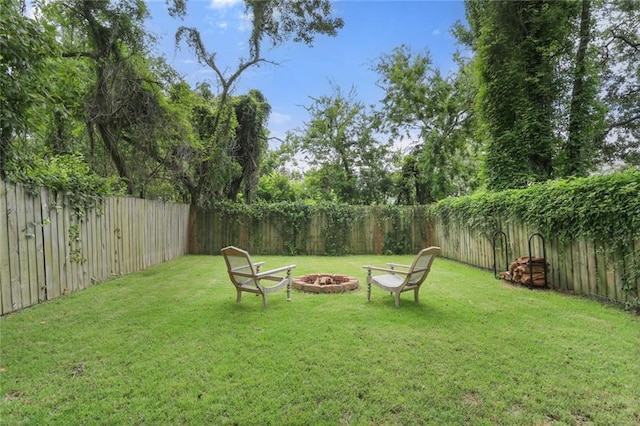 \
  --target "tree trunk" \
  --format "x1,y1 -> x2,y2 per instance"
564,0 -> 593,177
97,123 -> 134,195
